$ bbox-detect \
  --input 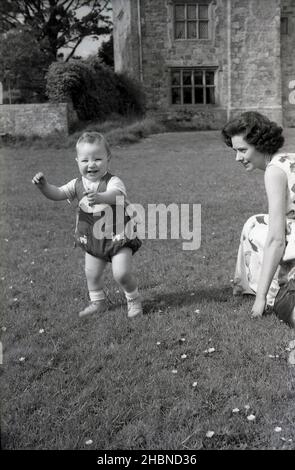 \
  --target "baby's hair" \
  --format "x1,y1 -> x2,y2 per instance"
221,111 -> 284,155
76,131 -> 112,158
